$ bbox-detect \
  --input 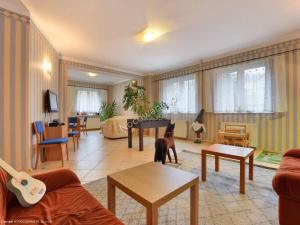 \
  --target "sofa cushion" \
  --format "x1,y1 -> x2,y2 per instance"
0,169 -> 8,223
273,156 -> 300,201
6,183 -> 124,225
284,149 -> 300,158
